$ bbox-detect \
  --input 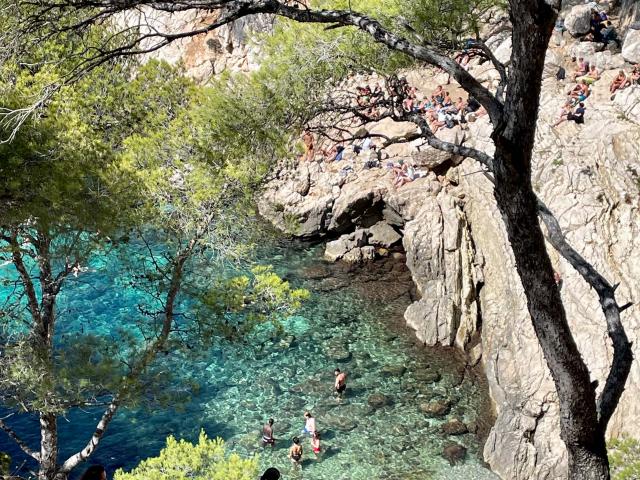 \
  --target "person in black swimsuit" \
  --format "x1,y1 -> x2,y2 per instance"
334,368 -> 347,398
289,437 -> 303,469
